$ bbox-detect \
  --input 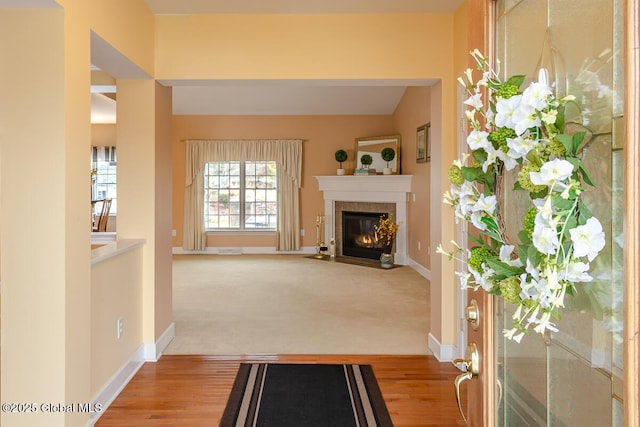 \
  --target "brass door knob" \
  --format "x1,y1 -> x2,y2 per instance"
465,299 -> 480,330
